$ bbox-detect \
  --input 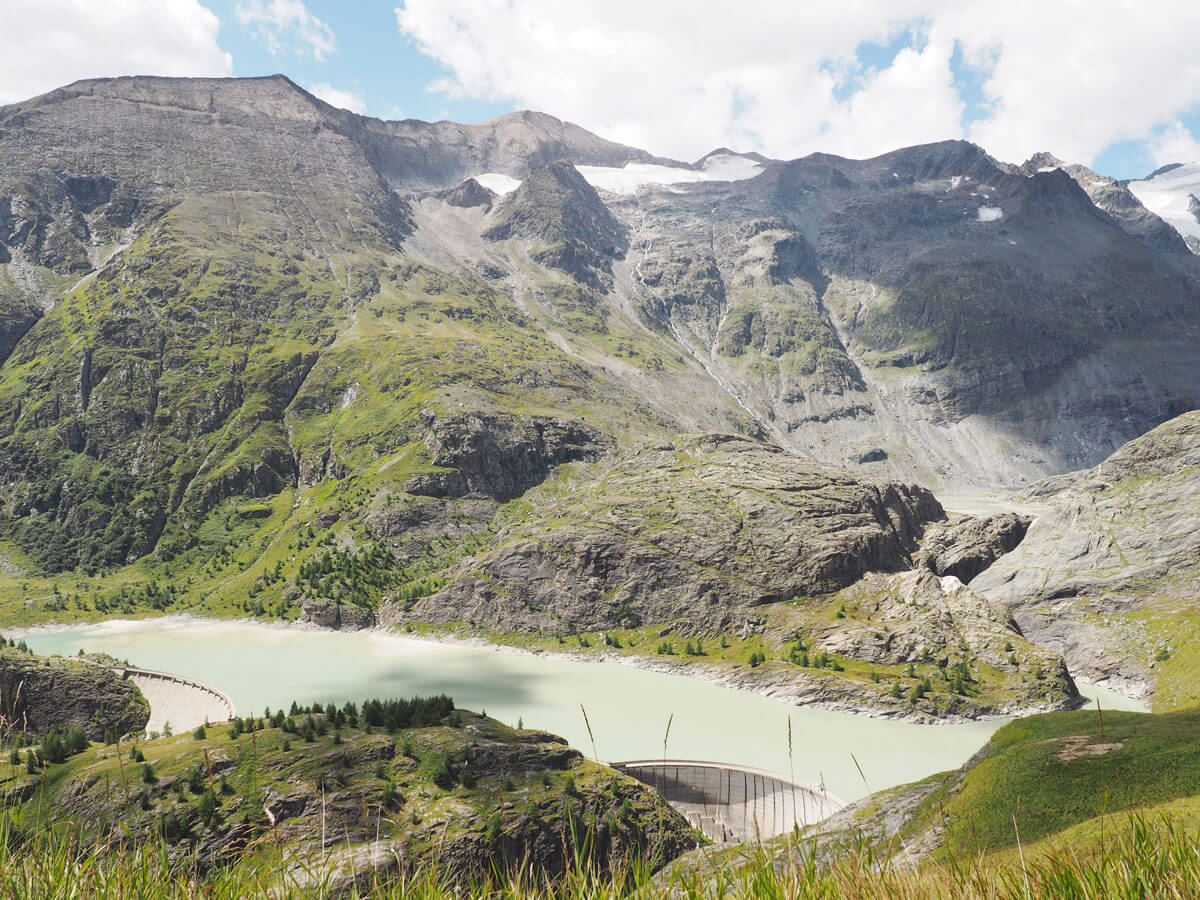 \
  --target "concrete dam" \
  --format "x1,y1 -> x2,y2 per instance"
612,759 -> 845,843
115,666 -> 236,735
